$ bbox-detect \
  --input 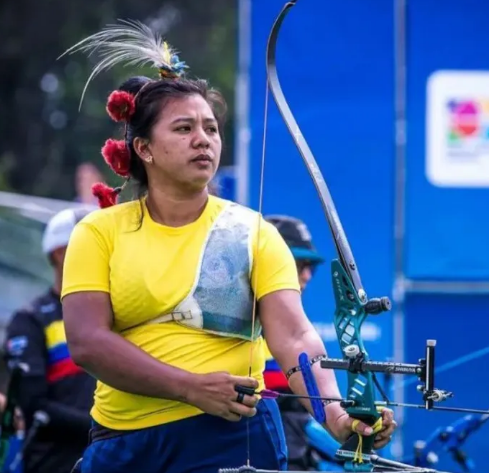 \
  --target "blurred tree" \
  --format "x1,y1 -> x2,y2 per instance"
0,0 -> 237,200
